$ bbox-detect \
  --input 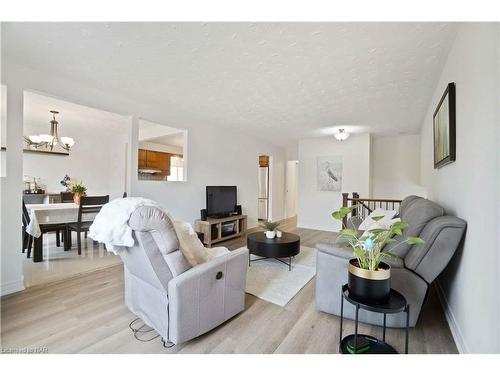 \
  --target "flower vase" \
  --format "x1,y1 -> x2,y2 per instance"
265,230 -> 276,239
73,193 -> 82,205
